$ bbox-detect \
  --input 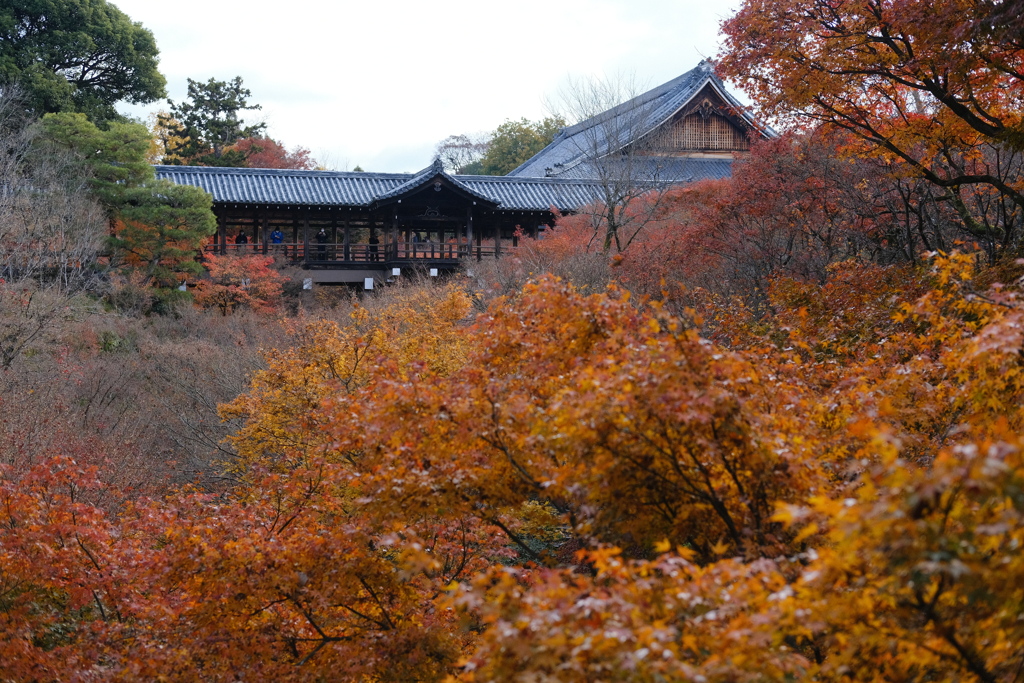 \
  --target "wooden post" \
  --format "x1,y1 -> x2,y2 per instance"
291,213 -> 299,259
302,209 -> 310,264
466,207 -> 473,259
475,216 -> 482,261
495,219 -> 502,258
261,209 -> 269,255
218,214 -> 227,255
392,212 -> 399,262
343,218 -> 350,261
330,217 -> 338,261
